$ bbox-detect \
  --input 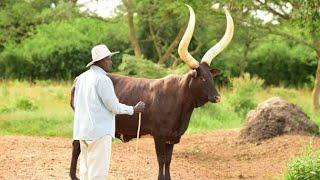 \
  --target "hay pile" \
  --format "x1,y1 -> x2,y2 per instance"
239,97 -> 319,143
